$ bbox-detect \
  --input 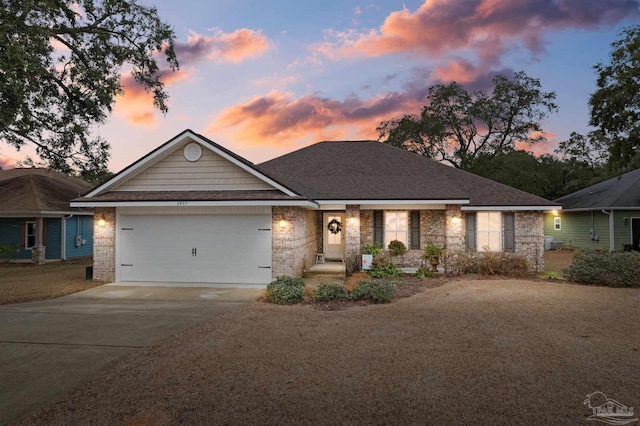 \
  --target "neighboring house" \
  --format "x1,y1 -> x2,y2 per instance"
544,168 -> 640,252
71,130 -> 558,285
0,168 -> 93,263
